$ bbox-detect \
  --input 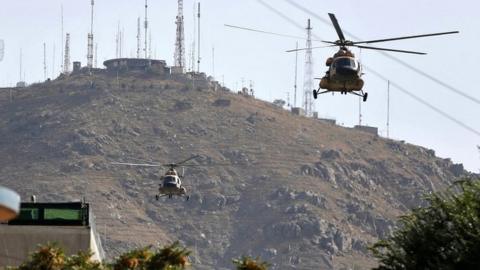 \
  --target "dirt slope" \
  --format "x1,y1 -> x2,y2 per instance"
0,71 -> 469,269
